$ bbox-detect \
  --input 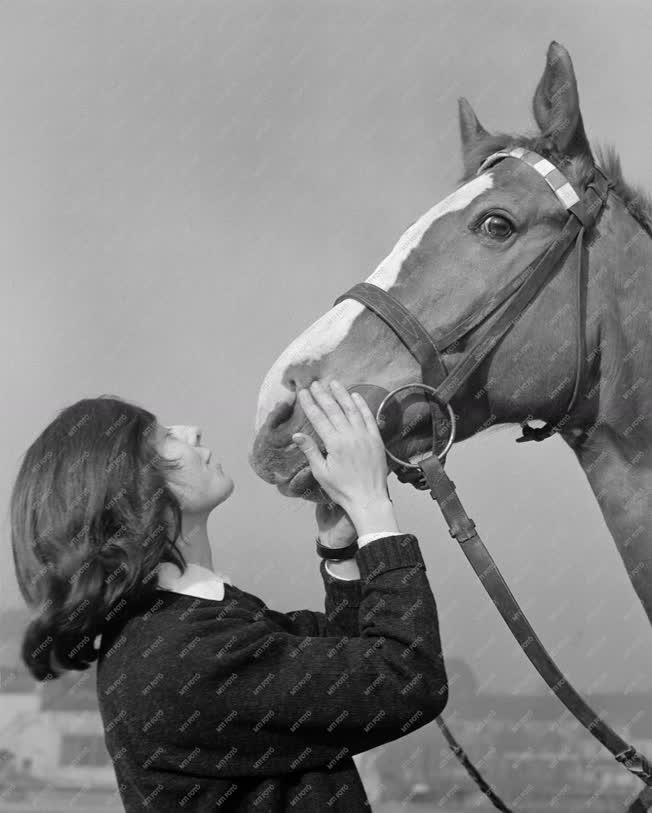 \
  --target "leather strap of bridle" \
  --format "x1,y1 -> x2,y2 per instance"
418,449 -> 652,791
333,282 -> 448,388
435,716 -> 512,812
515,167 -> 611,441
